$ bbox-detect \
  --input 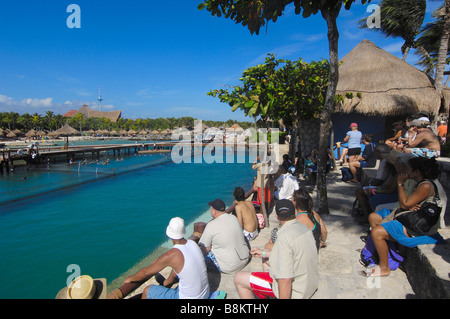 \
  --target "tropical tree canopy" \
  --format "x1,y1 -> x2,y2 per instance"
359,0 -> 426,61
0,112 -> 253,133
415,6 -> 450,78
207,54 -> 330,127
